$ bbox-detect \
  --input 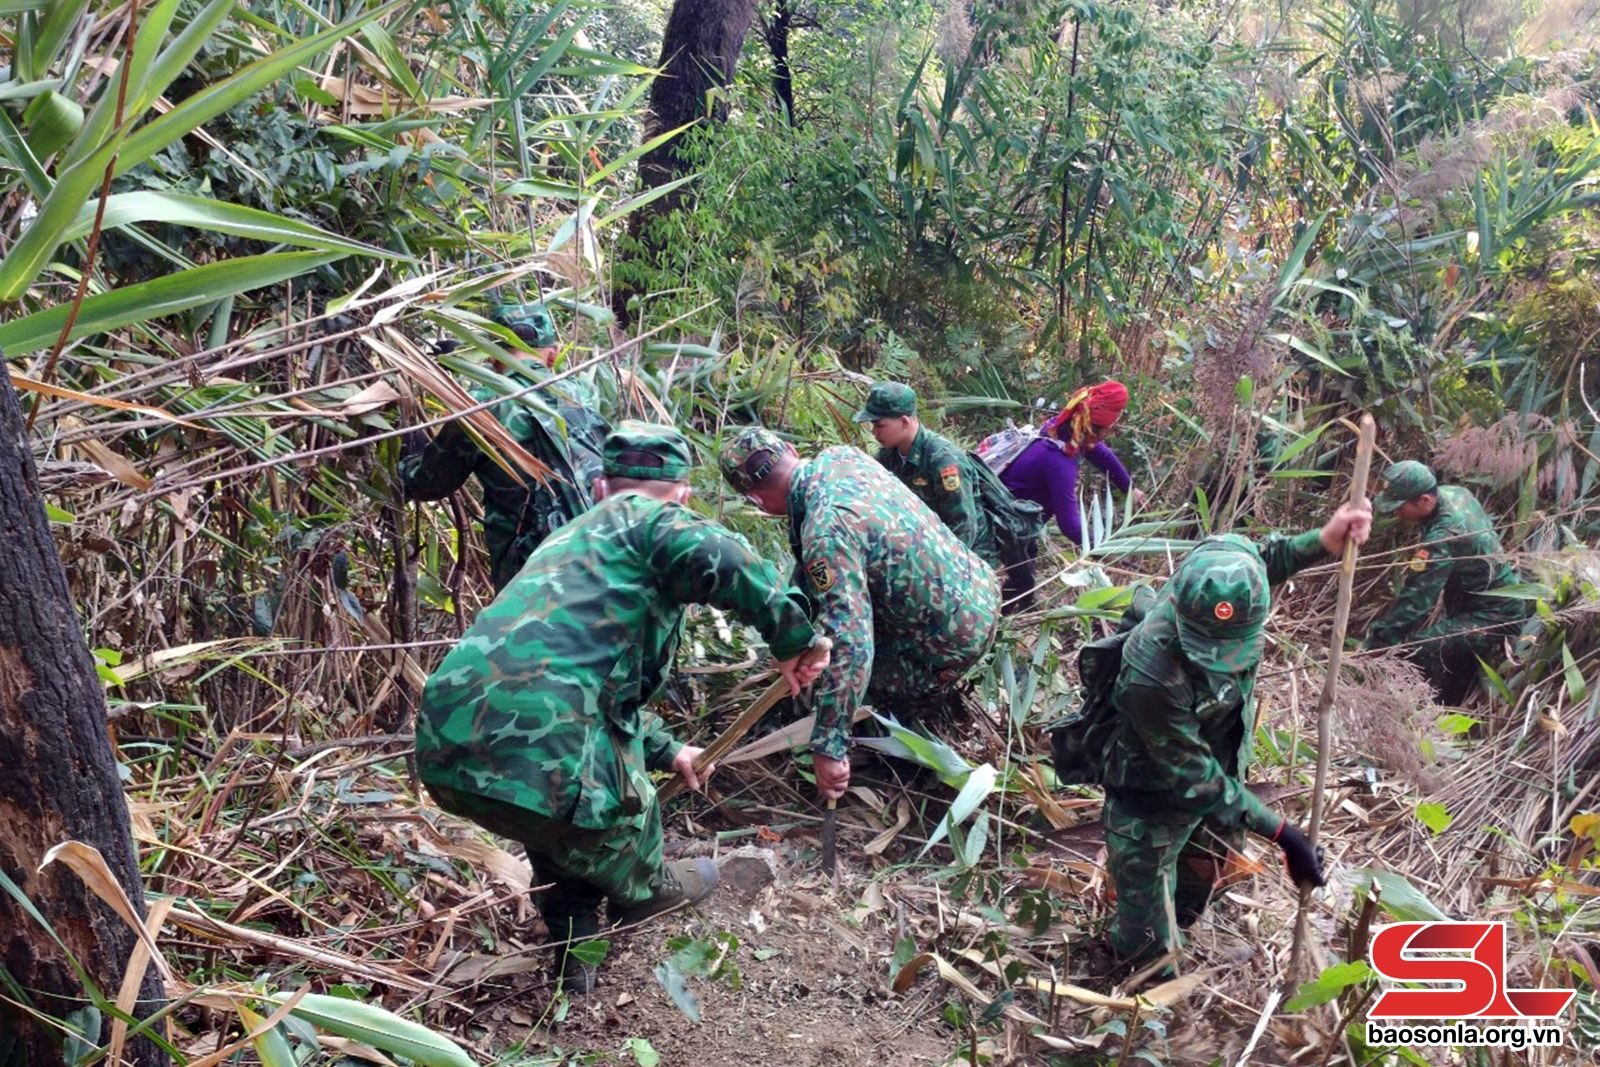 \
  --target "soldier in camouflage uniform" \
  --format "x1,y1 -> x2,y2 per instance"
1095,503 -> 1370,973
856,382 -> 1046,612
400,303 -> 610,590
417,423 -> 829,992
1365,461 -> 1529,704
720,426 -> 1001,800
